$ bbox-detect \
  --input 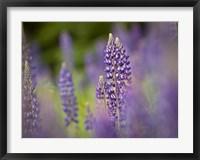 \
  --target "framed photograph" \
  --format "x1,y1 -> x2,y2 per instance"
0,0 -> 199,159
